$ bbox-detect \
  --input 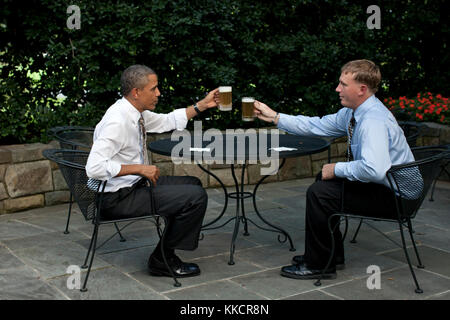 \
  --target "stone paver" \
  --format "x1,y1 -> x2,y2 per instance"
0,178 -> 448,300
